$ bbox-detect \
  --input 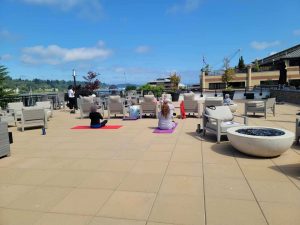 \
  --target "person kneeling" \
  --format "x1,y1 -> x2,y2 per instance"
89,105 -> 108,128
158,101 -> 176,130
